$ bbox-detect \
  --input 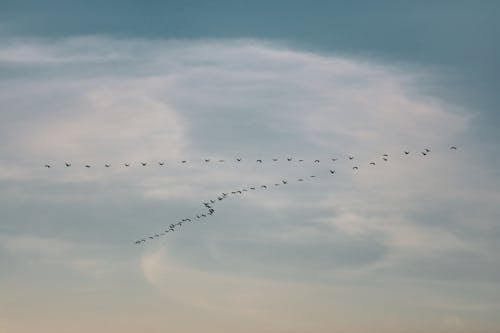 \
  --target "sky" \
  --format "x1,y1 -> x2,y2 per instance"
0,2 -> 499,333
